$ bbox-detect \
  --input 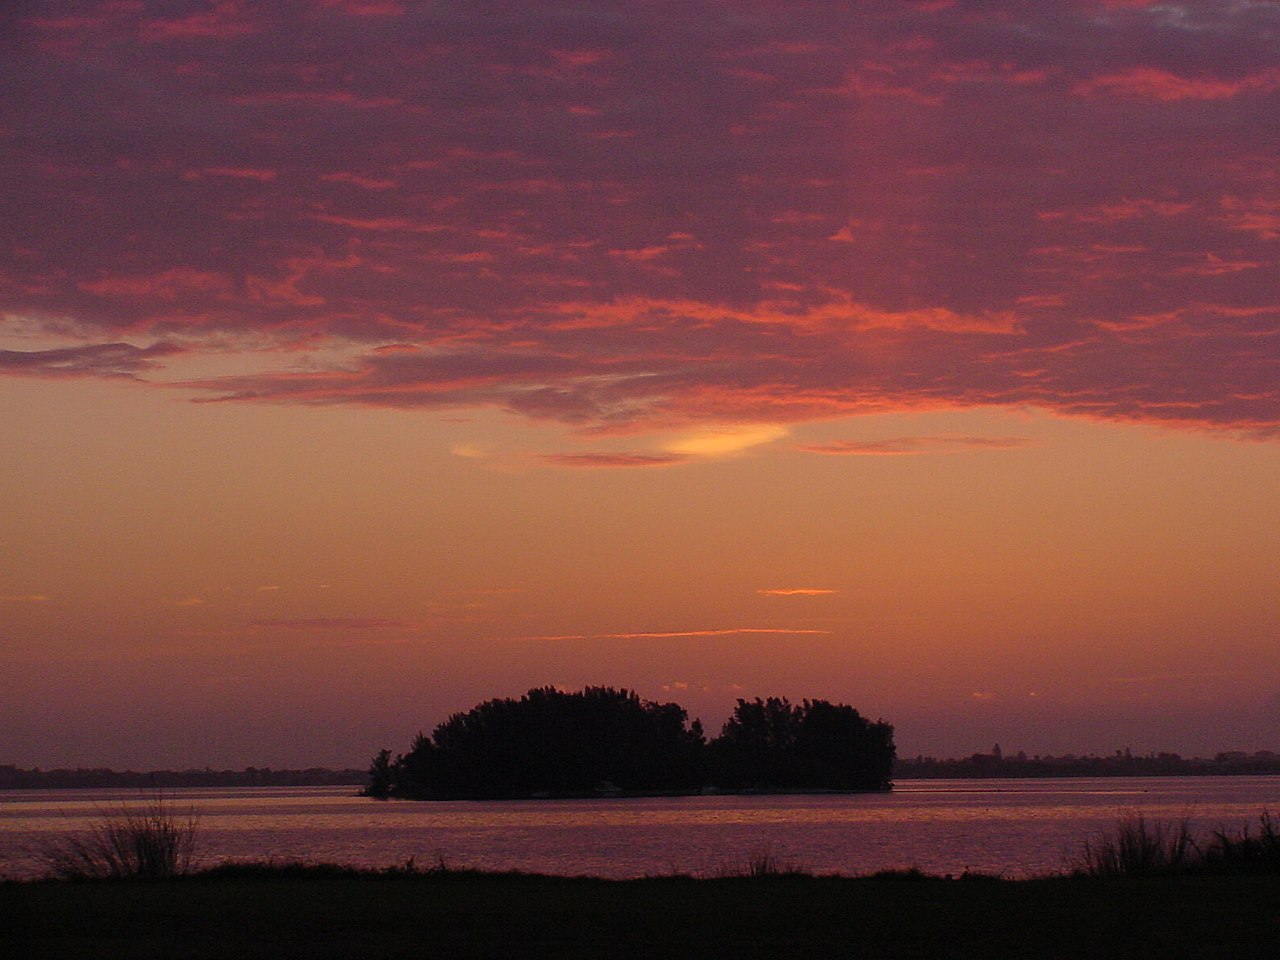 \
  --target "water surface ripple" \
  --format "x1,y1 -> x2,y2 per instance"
3,776 -> 1278,880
